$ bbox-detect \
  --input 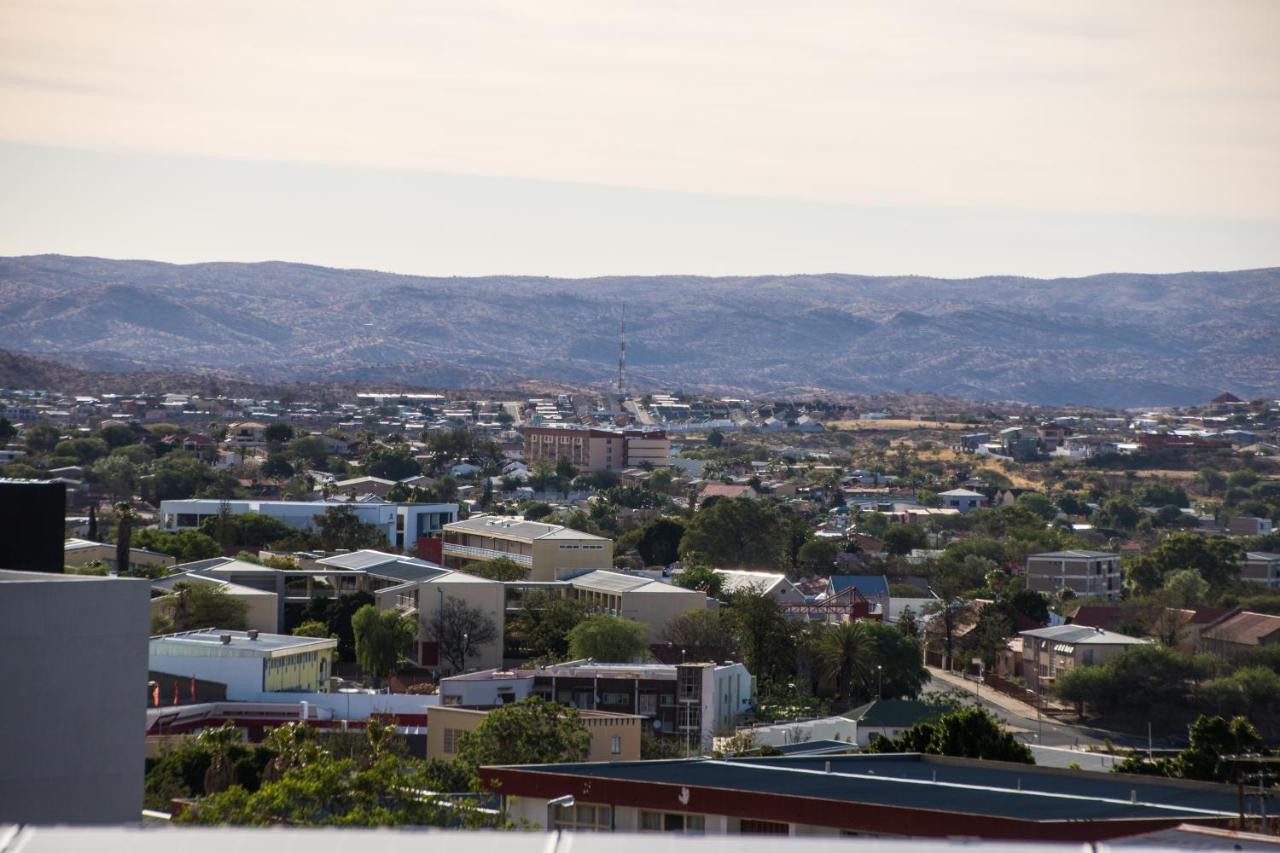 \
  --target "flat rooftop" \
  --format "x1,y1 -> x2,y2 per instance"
150,628 -> 336,654
484,753 -> 1240,825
